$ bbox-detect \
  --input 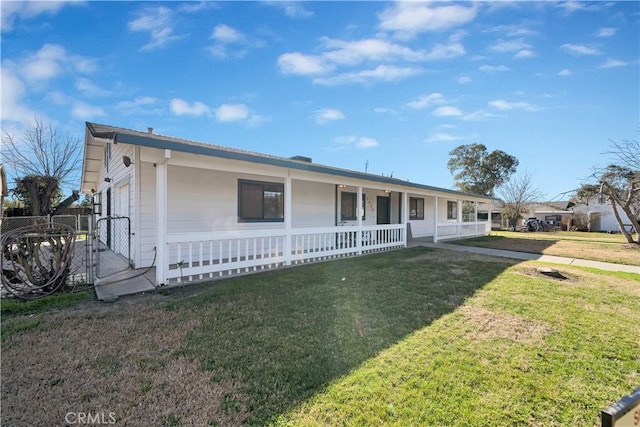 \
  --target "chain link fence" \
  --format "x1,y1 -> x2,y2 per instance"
95,217 -> 131,278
